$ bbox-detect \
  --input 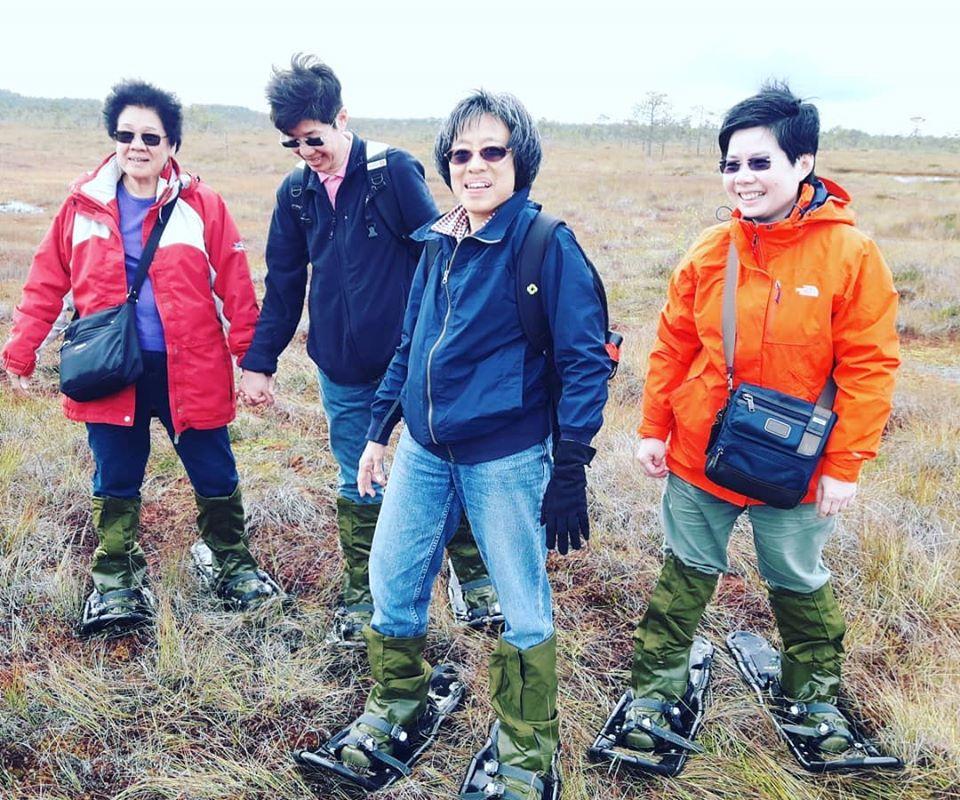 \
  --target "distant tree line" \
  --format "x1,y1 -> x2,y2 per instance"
1,88 -> 957,154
